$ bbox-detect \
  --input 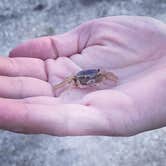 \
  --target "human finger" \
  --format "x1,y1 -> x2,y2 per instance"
0,97 -> 111,136
0,56 -> 47,80
9,30 -> 81,60
0,76 -> 53,99
23,96 -> 62,105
